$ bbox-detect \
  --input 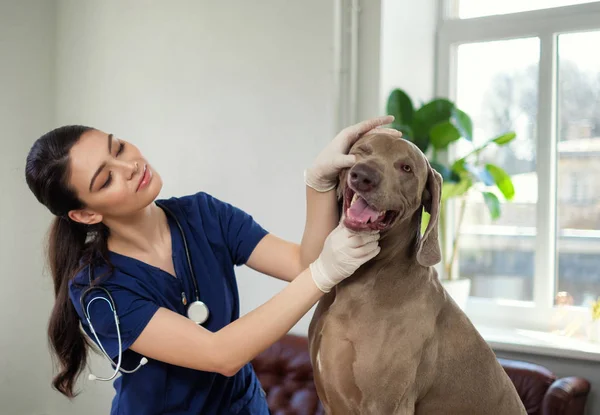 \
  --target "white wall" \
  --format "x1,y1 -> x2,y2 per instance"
51,1 -> 338,414
380,0 -> 438,110
0,1 -> 58,414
